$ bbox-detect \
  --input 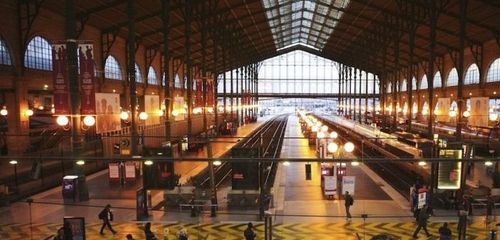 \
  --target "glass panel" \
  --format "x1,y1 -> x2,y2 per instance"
24,36 -> 52,71
464,63 -> 479,85
104,56 -> 122,80
0,36 -> 12,65
263,0 -> 350,50
487,58 -> 500,83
